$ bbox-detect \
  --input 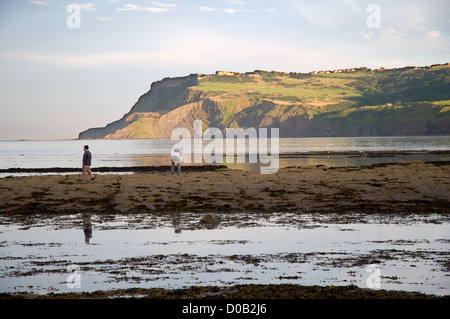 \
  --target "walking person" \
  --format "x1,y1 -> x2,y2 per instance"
170,146 -> 183,174
80,145 -> 95,181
